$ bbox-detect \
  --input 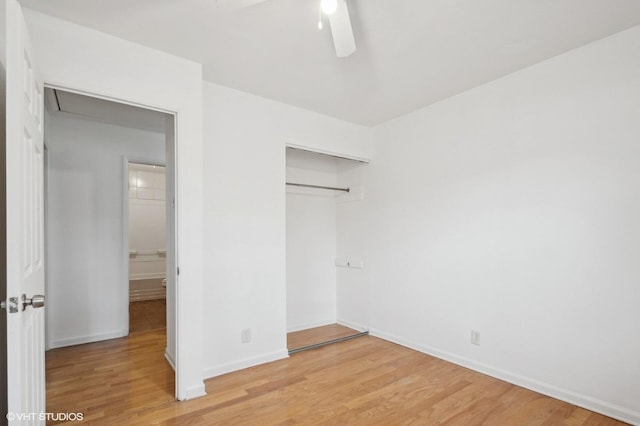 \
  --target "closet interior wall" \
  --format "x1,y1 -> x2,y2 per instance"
335,156 -> 368,331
